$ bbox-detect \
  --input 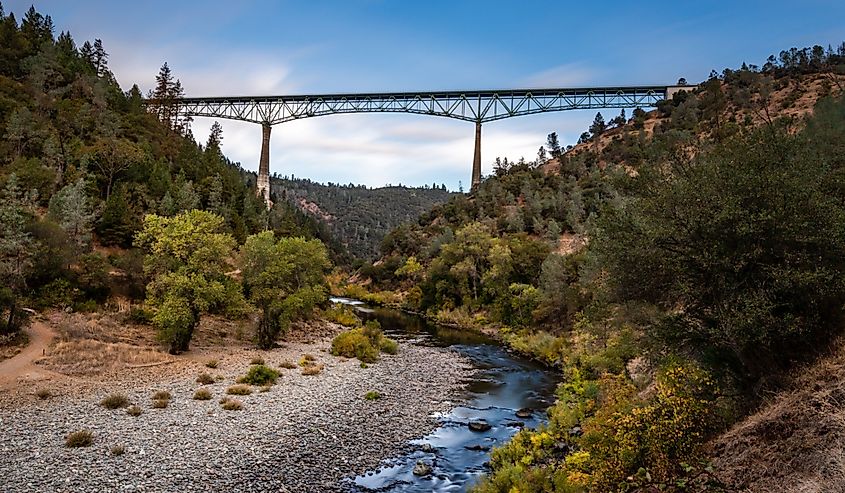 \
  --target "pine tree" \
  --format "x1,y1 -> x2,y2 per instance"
589,112 -> 606,138
96,186 -> 137,247
48,177 -> 96,253
546,132 -> 561,157
0,175 -> 36,333
92,38 -> 108,77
